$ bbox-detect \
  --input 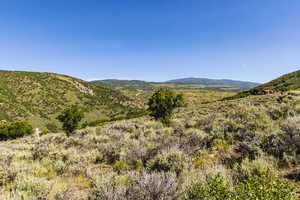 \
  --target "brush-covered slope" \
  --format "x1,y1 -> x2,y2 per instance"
166,77 -> 260,88
227,70 -> 300,99
1,92 -> 300,199
253,70 -> 300,92
92,79 -> 154,90
0,70 -> 143,128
